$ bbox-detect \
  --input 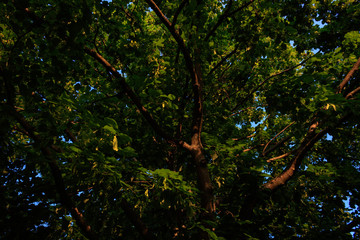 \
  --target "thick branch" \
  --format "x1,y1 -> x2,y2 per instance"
263,113 -> 349,191
337,57 -> 360,94
145,0 -> 195,83
265,58 -> 360,188
84,48 -> 191,151
8,106 -> 97,240
191,52 -> 204,146
241,57 -> 357,219
84,48 -> 165,136
262,121 -> 326,191
145,1 -> 203,147
175,76 -> 190,140
65,121 -> 78,143
145,0 -> 206,146
145,4 -> 214,235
